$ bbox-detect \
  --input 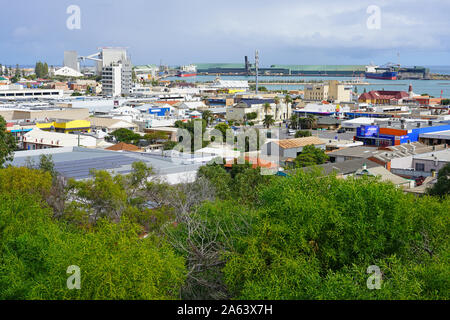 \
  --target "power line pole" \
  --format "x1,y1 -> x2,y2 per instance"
255,50 -> 259,95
